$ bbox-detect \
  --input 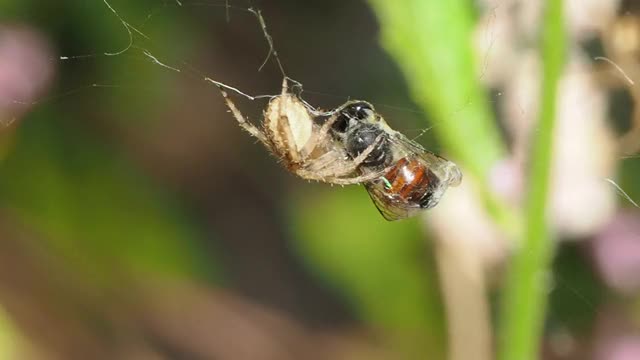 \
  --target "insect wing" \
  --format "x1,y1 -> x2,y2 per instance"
364,181 -> 420,221
387,132 -> 463,187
